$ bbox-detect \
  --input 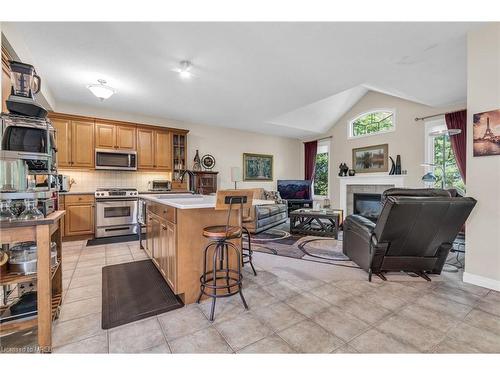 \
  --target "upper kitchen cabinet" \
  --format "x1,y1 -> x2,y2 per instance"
95,121 -> 136,150
2,47 -> 12,114
51,115 -> 95,169
137,127 -> 172,171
